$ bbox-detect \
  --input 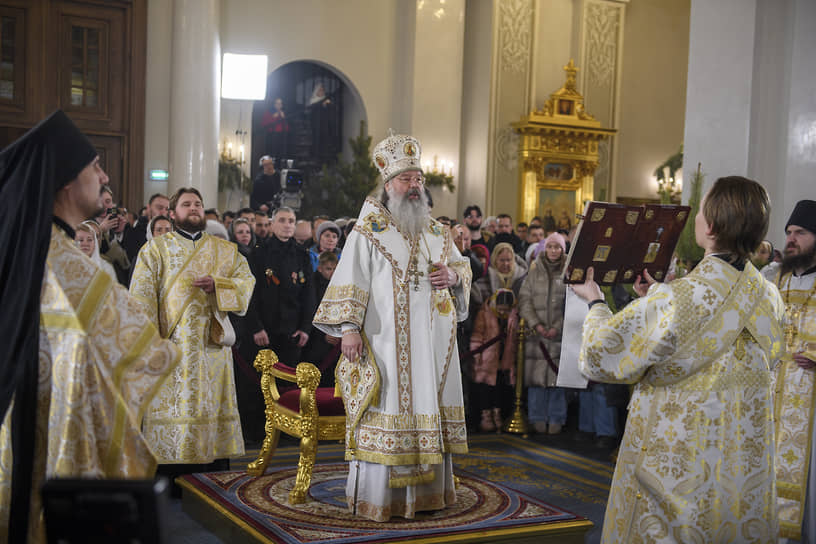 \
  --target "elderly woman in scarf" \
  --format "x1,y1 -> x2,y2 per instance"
468,242 -> 528,432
